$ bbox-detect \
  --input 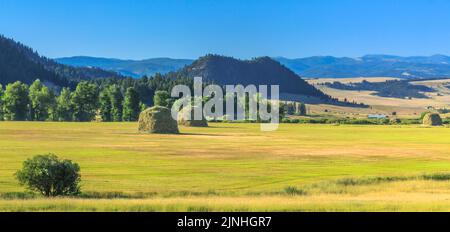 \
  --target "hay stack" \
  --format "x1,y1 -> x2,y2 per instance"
138,106 -> 179,134
422,113 -> 443,126
177,105 -> 208,127
390,118 -> 401,124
